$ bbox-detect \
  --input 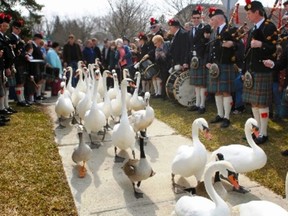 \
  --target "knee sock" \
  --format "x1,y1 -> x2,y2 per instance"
15,86 -> 22,102
21,87 -> 25,101
223,96 -> 233,120
152,79 -> 157,95
156,78 -> 162,95
215,95 -> 224,118
41,80 -> 46,93
195,87 -> 200,107
141,80 -> 146,92
4,88 -> 9,108
0,97 -> 5,110
252,107 -> 261,129
36,84 -> 42,97
200,88 -> 207,108
259,107 -> 269,136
